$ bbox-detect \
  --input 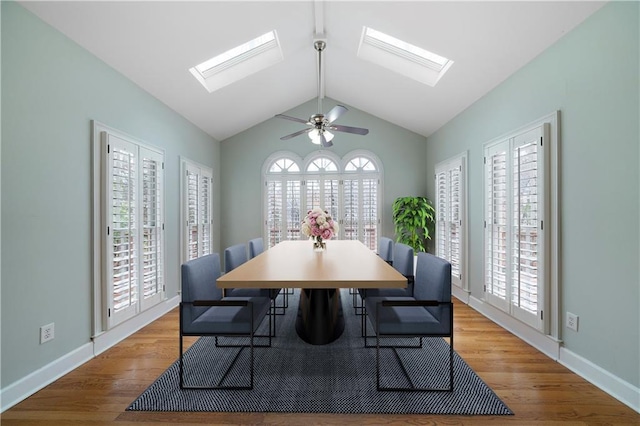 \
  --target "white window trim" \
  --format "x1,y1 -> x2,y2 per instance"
180,157 -> 214,265
91,120 -> 166,337
481,111 -> 560,339
435,151 -> 468,292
